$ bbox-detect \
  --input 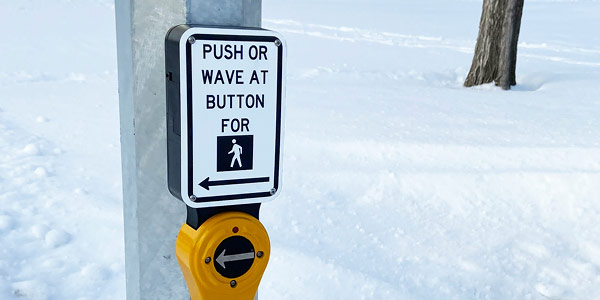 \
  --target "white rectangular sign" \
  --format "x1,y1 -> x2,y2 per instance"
178,27 -> 285,208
